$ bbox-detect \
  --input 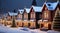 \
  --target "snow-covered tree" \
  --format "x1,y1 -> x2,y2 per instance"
53,9 -> 60,31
